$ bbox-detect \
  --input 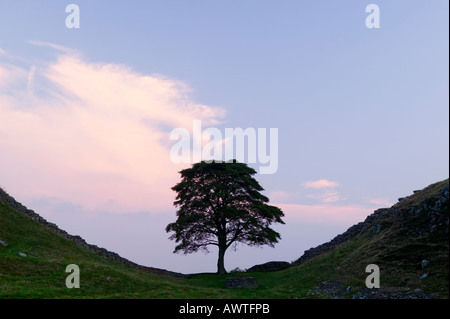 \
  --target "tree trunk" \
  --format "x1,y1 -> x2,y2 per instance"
217,244 -> 227,274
